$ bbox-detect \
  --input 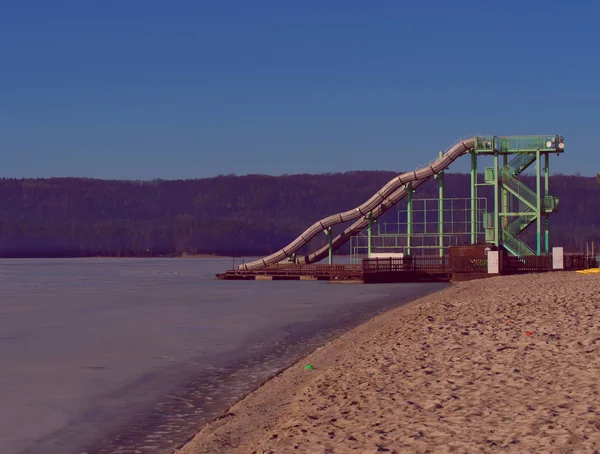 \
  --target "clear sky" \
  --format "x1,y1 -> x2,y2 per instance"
1,0 -> 598,179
